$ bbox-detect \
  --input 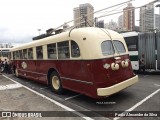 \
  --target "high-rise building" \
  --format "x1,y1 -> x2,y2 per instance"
123,3 -> 135,31
140,3 -> 154,32
73,3 -> 94,28
96,20 -> 104,28
154,14 -> 160,30
118,15 -> 123,31
105,19 -> 118,31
